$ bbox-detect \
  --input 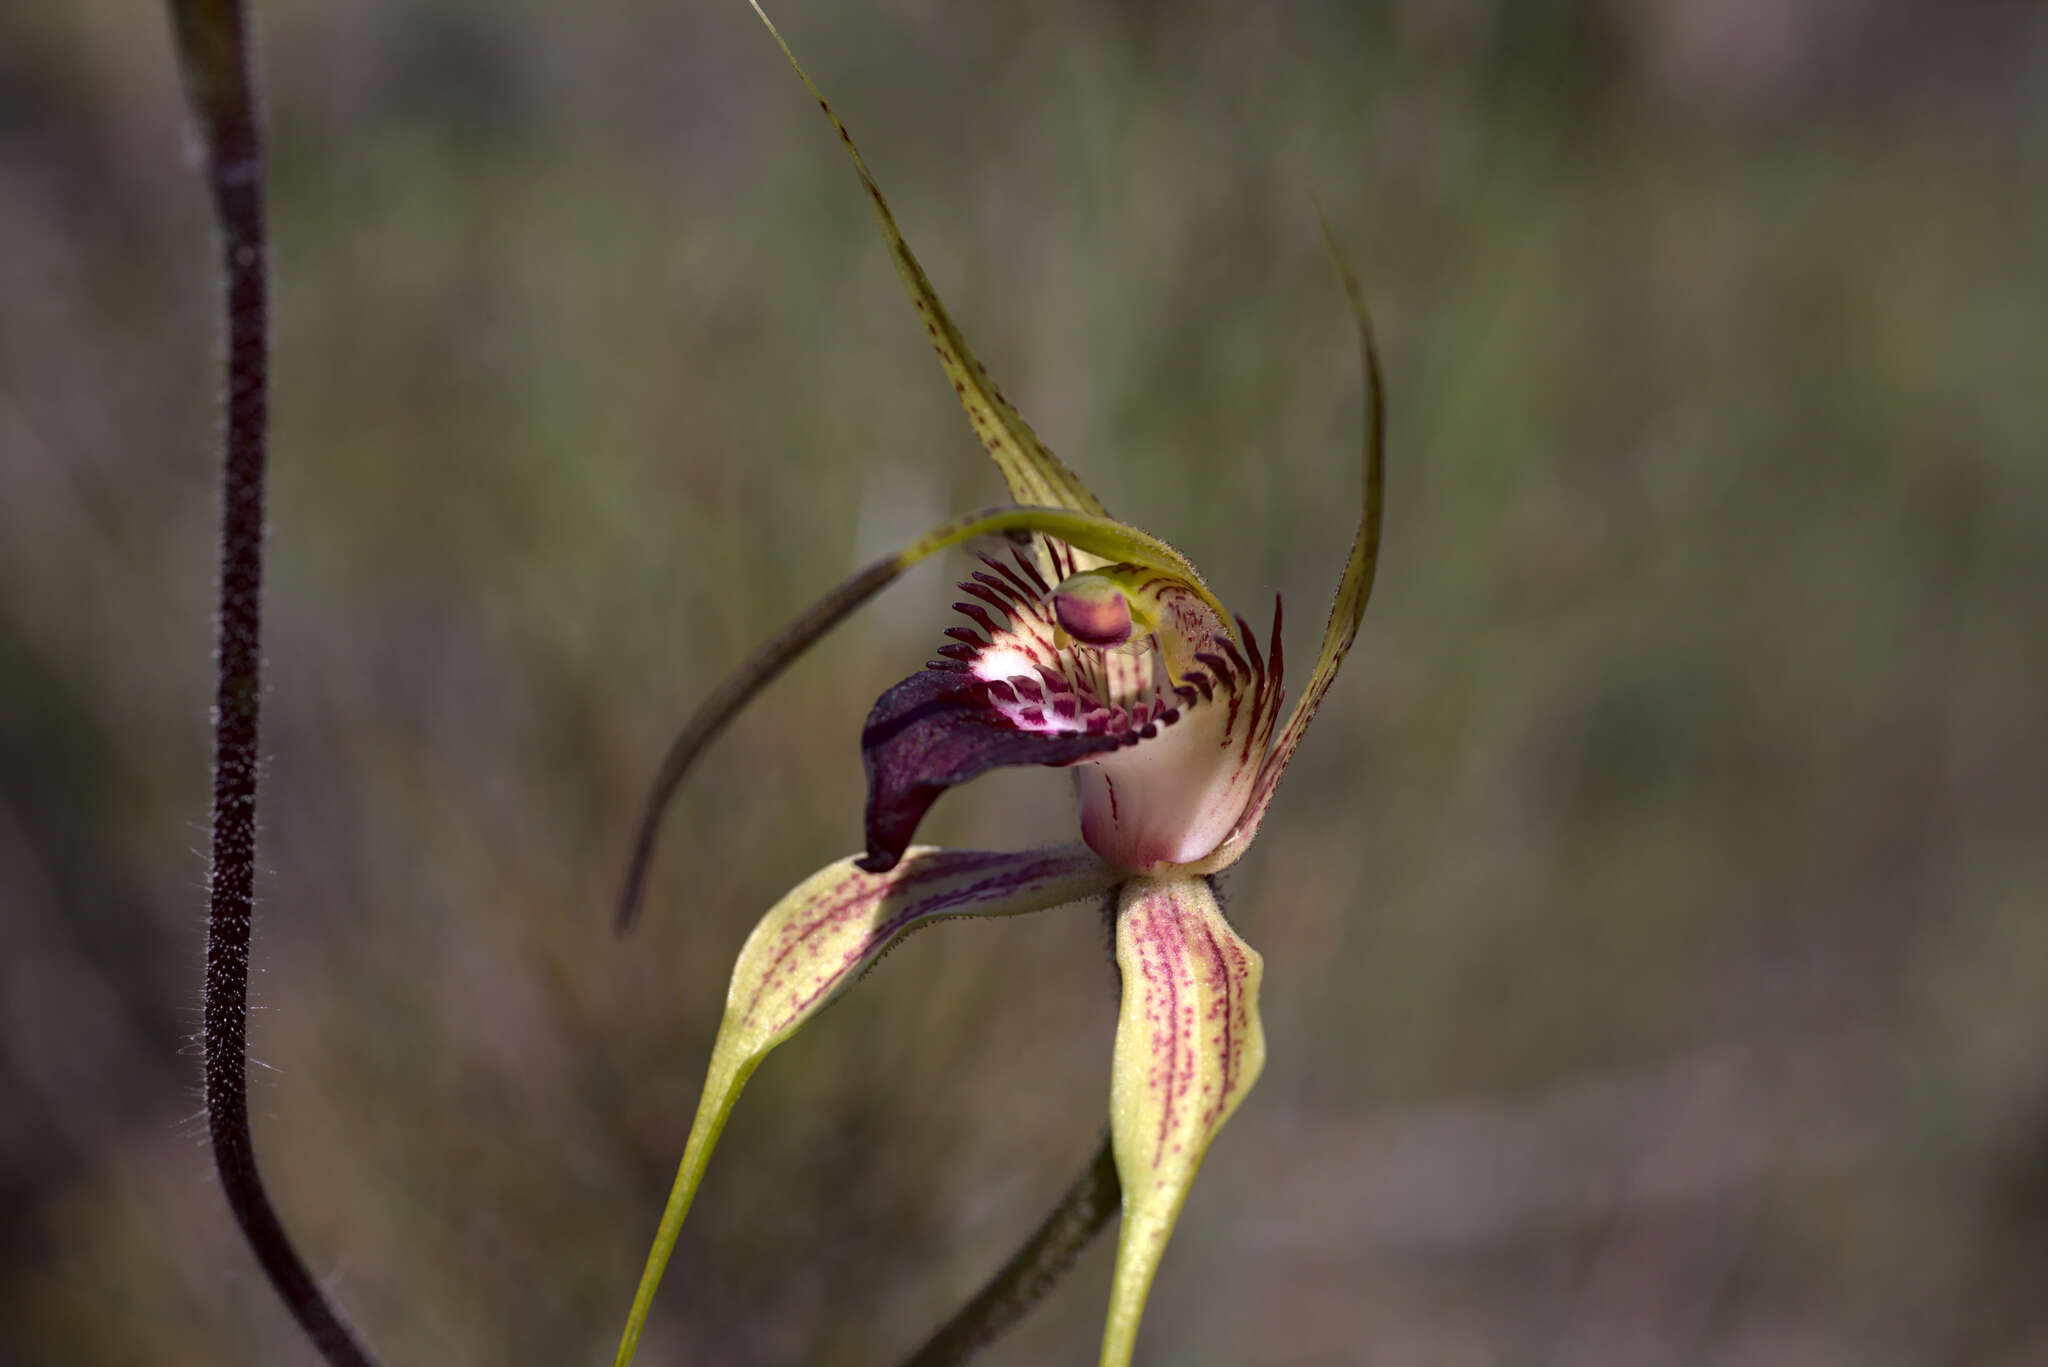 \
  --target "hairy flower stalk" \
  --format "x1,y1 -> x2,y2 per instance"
167,1 -> 379,1362
613,5 -> 1386,1364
